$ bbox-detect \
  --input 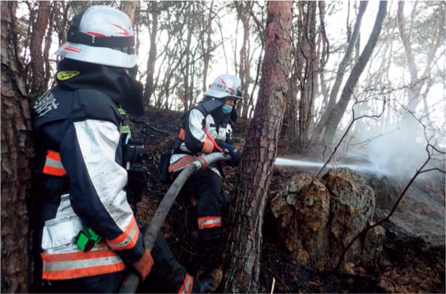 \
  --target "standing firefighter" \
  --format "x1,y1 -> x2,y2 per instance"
164,75 -> 243,249
32,6 -> 220,293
